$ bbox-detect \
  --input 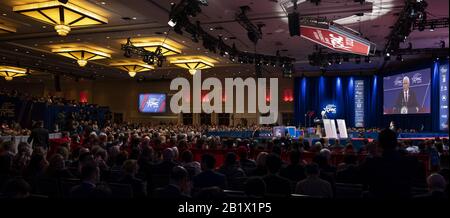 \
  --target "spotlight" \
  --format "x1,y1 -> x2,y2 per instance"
386,52 -> 390,57
168,19 -> 177,27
